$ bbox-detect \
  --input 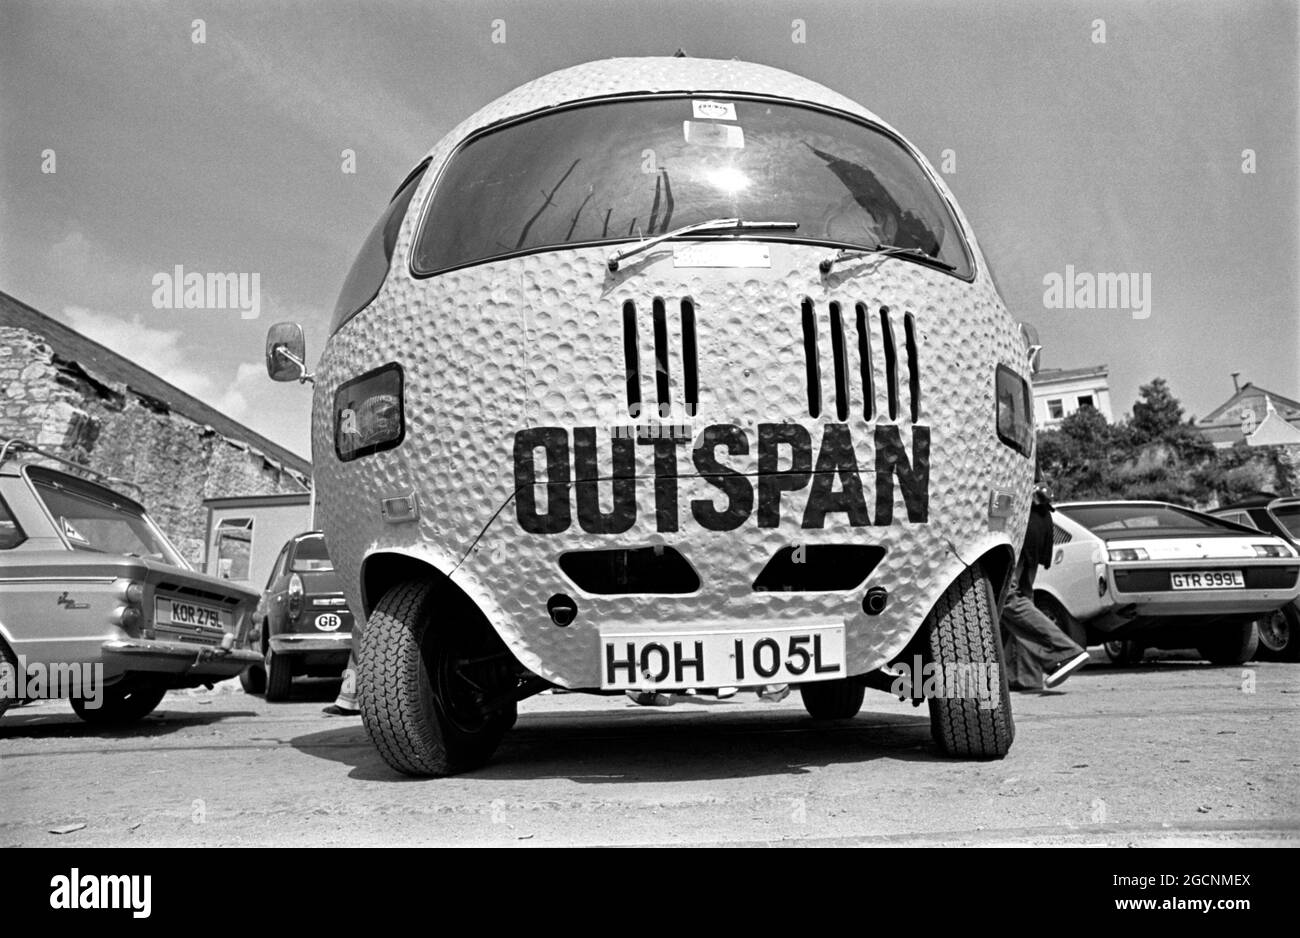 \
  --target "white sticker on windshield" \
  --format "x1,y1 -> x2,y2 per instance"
683,121 -> 745,149
61,517 -> 88,543
692,100 -> 736,121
